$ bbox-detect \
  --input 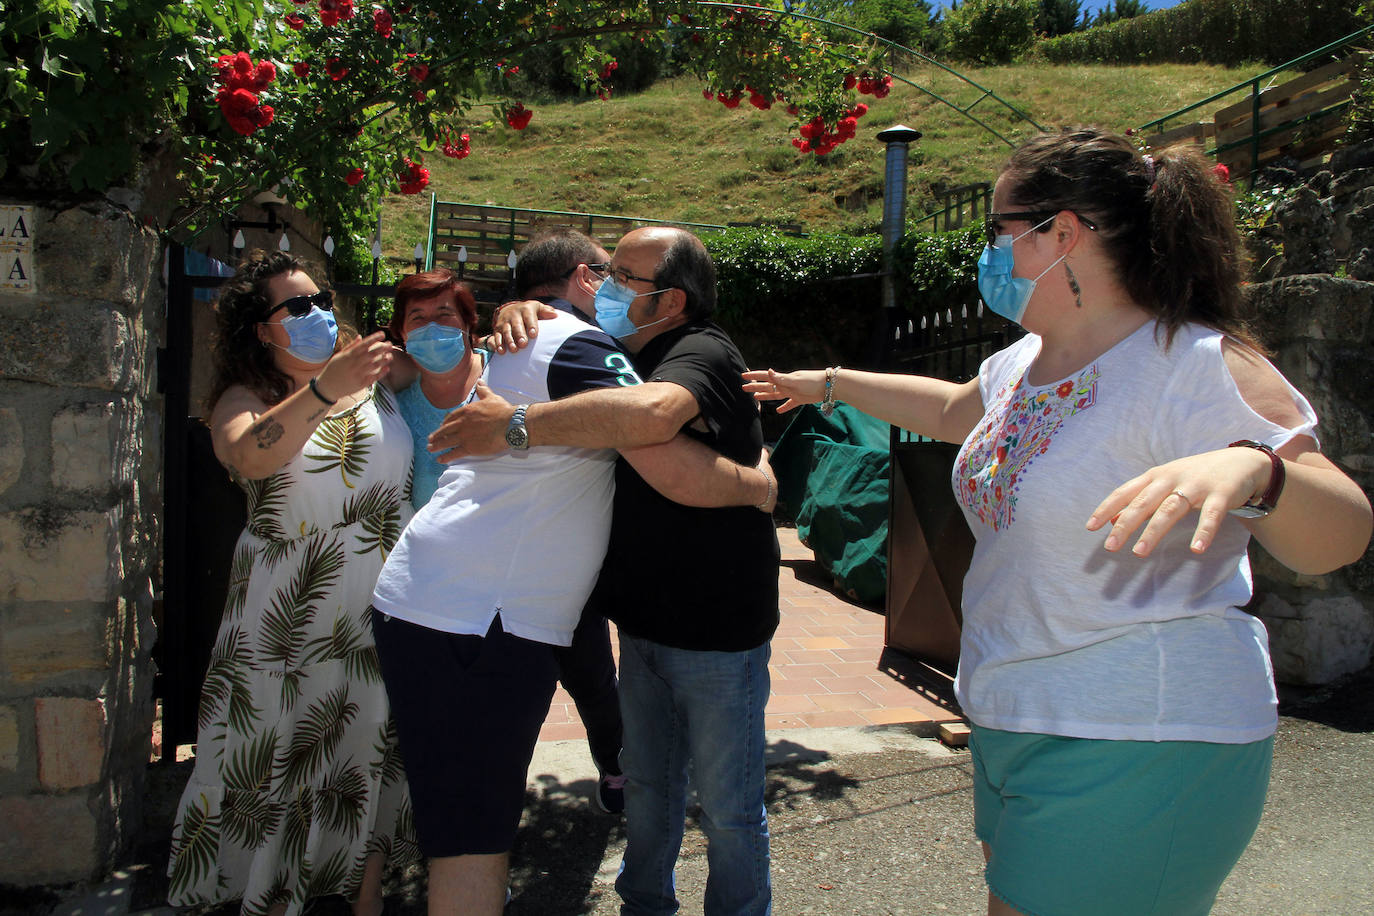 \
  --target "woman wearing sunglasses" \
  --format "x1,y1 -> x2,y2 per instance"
167,251 -> 415,916
745,128 -> 1370,916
